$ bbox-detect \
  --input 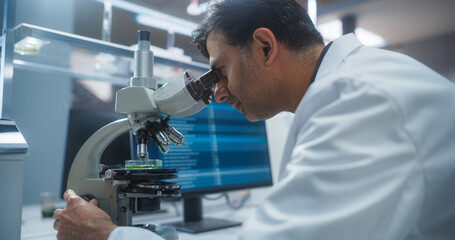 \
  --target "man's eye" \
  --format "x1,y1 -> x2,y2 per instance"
219,68 -> 227,76
213,68 -> 225,78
